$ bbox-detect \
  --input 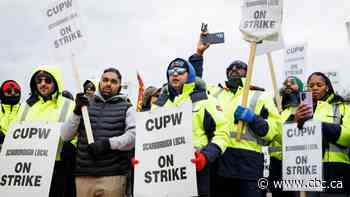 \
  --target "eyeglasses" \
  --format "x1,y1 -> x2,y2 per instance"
35,77 -> 53,84
168,67 -> 187,76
